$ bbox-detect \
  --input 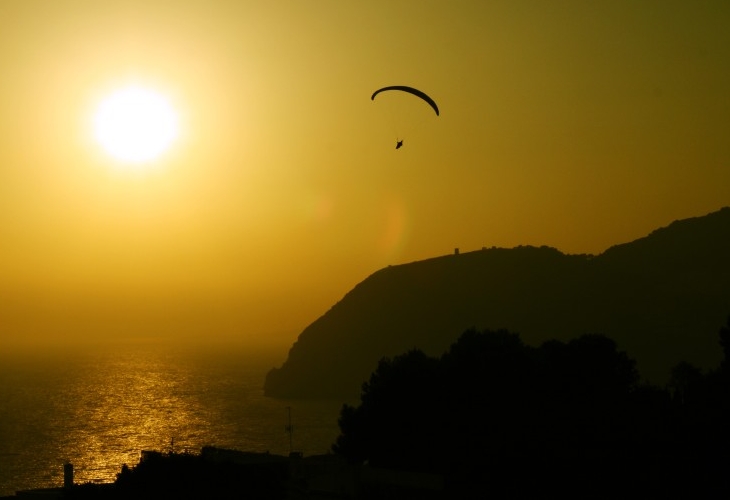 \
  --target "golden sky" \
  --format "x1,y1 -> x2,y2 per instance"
1,0 -> 729,351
